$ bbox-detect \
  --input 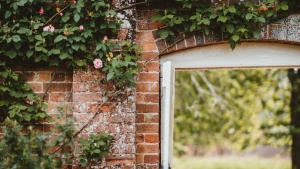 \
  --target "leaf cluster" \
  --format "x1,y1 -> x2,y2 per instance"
151,0 -> 295,49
